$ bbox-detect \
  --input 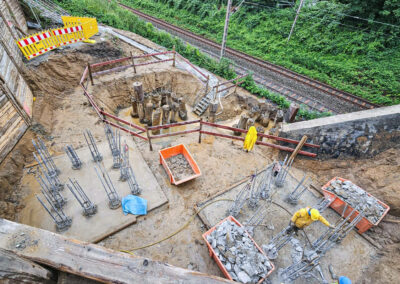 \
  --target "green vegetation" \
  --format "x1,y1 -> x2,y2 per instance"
119,0 -> 400,106
55,0 -> 334,119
